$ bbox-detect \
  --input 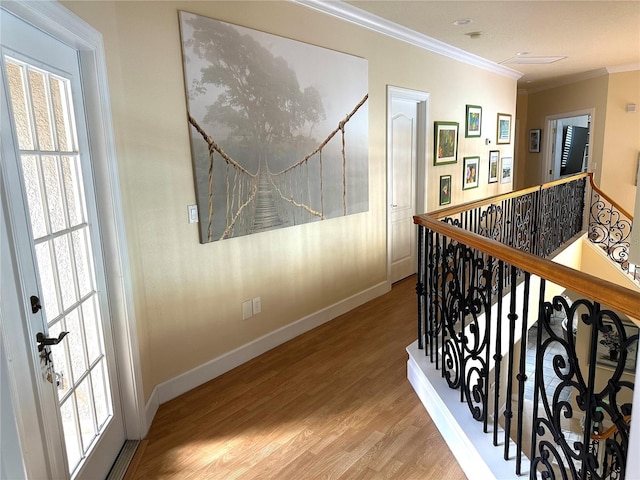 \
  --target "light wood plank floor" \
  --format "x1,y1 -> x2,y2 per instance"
127,276 -> 465,479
